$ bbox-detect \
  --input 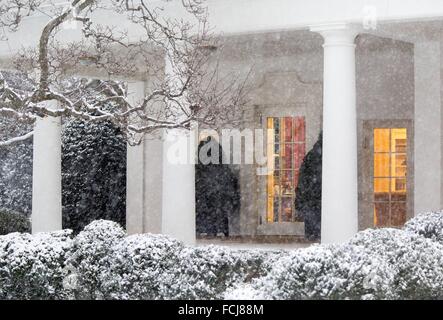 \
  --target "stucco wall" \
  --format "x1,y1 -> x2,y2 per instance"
213,31 -> 416,236
356,35 -> 415,230
414,41 -> 442,215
